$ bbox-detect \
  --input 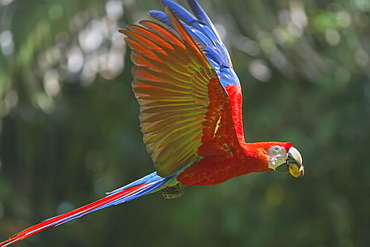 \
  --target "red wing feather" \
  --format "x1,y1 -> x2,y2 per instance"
120,9 -> 241,177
